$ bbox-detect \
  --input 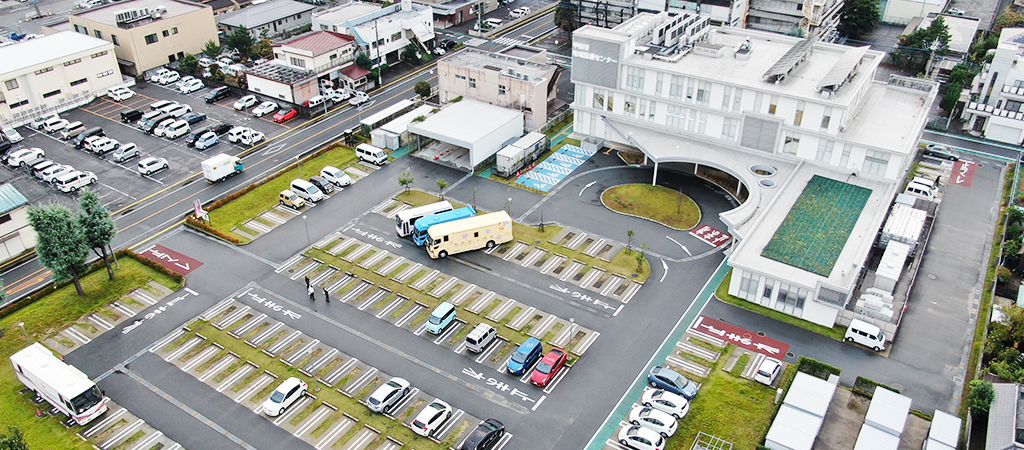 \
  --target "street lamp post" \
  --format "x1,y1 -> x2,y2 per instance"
296,155 -> 302,178
507,197 -> 513,216
17,322 -> 30,343
302,215 -> 311,248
